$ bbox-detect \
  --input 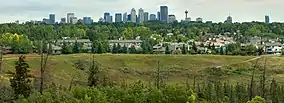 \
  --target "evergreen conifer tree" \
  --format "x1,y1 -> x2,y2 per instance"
122,45 -> 128,54
182,44 -> 187,54
165,45 -> 171,54
112,44 -> 117,54
72,40 -> 80,53
129,45 -> 136,54
10,55 -> 31,98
